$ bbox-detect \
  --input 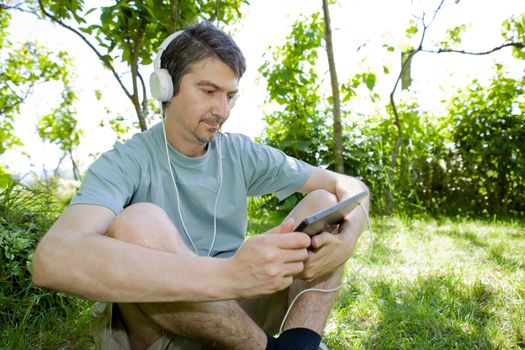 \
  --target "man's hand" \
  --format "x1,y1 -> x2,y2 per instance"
298,220 -> 361,282
225,219 -> 310,299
